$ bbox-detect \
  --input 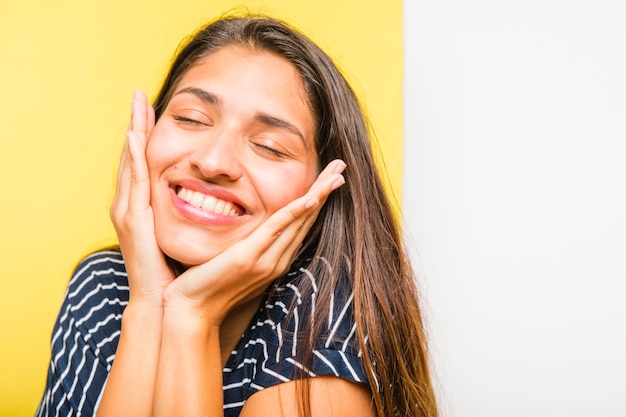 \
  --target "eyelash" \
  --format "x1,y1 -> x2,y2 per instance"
171,114 -> 286,159
173,115 -> 208,126
254,143 -> 286,159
